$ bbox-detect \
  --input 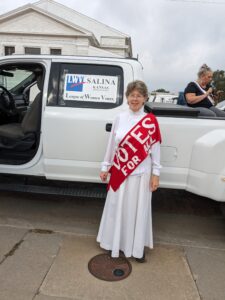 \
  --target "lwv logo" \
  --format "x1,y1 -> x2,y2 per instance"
66,75 -> 86,92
